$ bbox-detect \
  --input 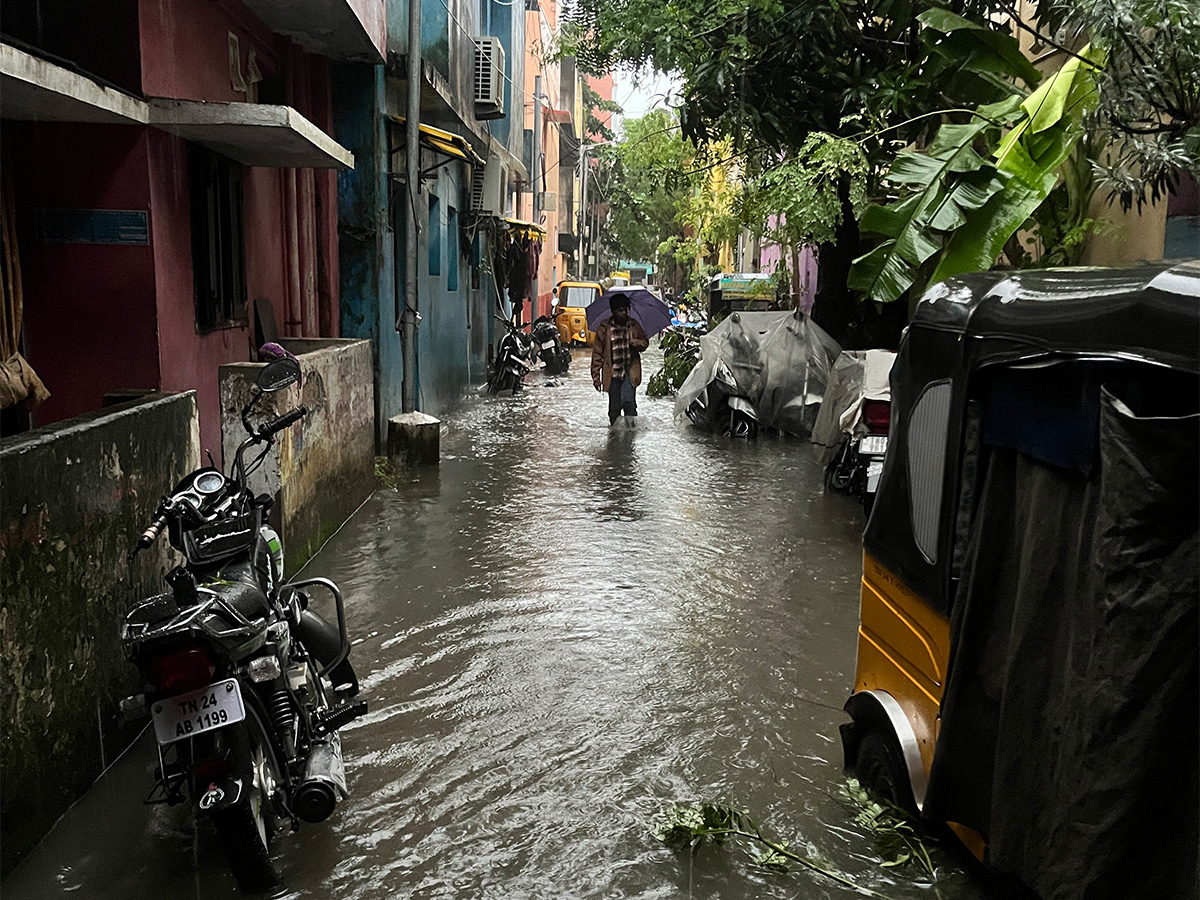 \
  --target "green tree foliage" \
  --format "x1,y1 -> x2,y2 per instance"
1036,0 -> 1200,209
738,134 -> 871,249
601,110 -> 694,267
850,38 -> 1105,304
